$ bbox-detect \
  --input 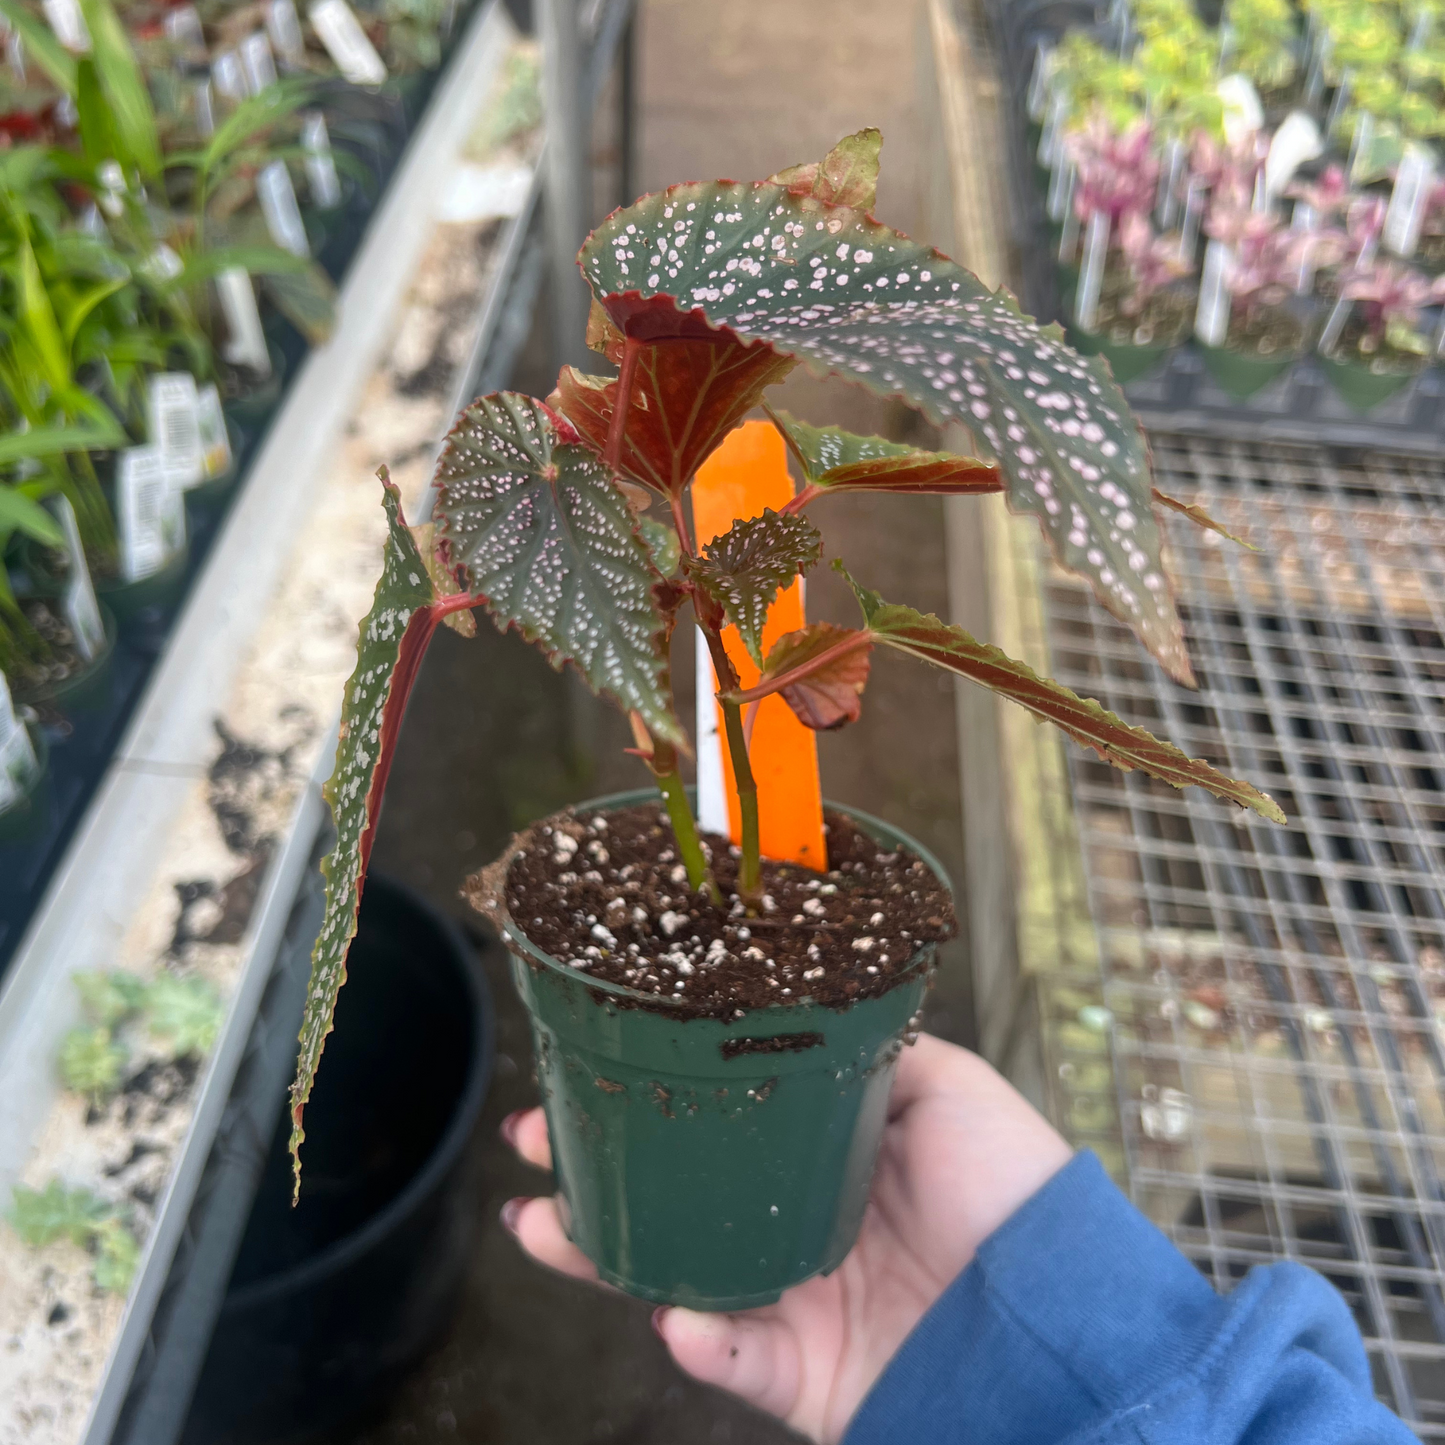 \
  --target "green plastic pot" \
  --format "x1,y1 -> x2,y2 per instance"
1318,352 -> 1424,411
1068,325 -> 1174,385
95,541 -> 190,629
12,607 -> 117,718
488,791 -> 947,1311
1197,343 -> 1299,400
0,726 -> 49,846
